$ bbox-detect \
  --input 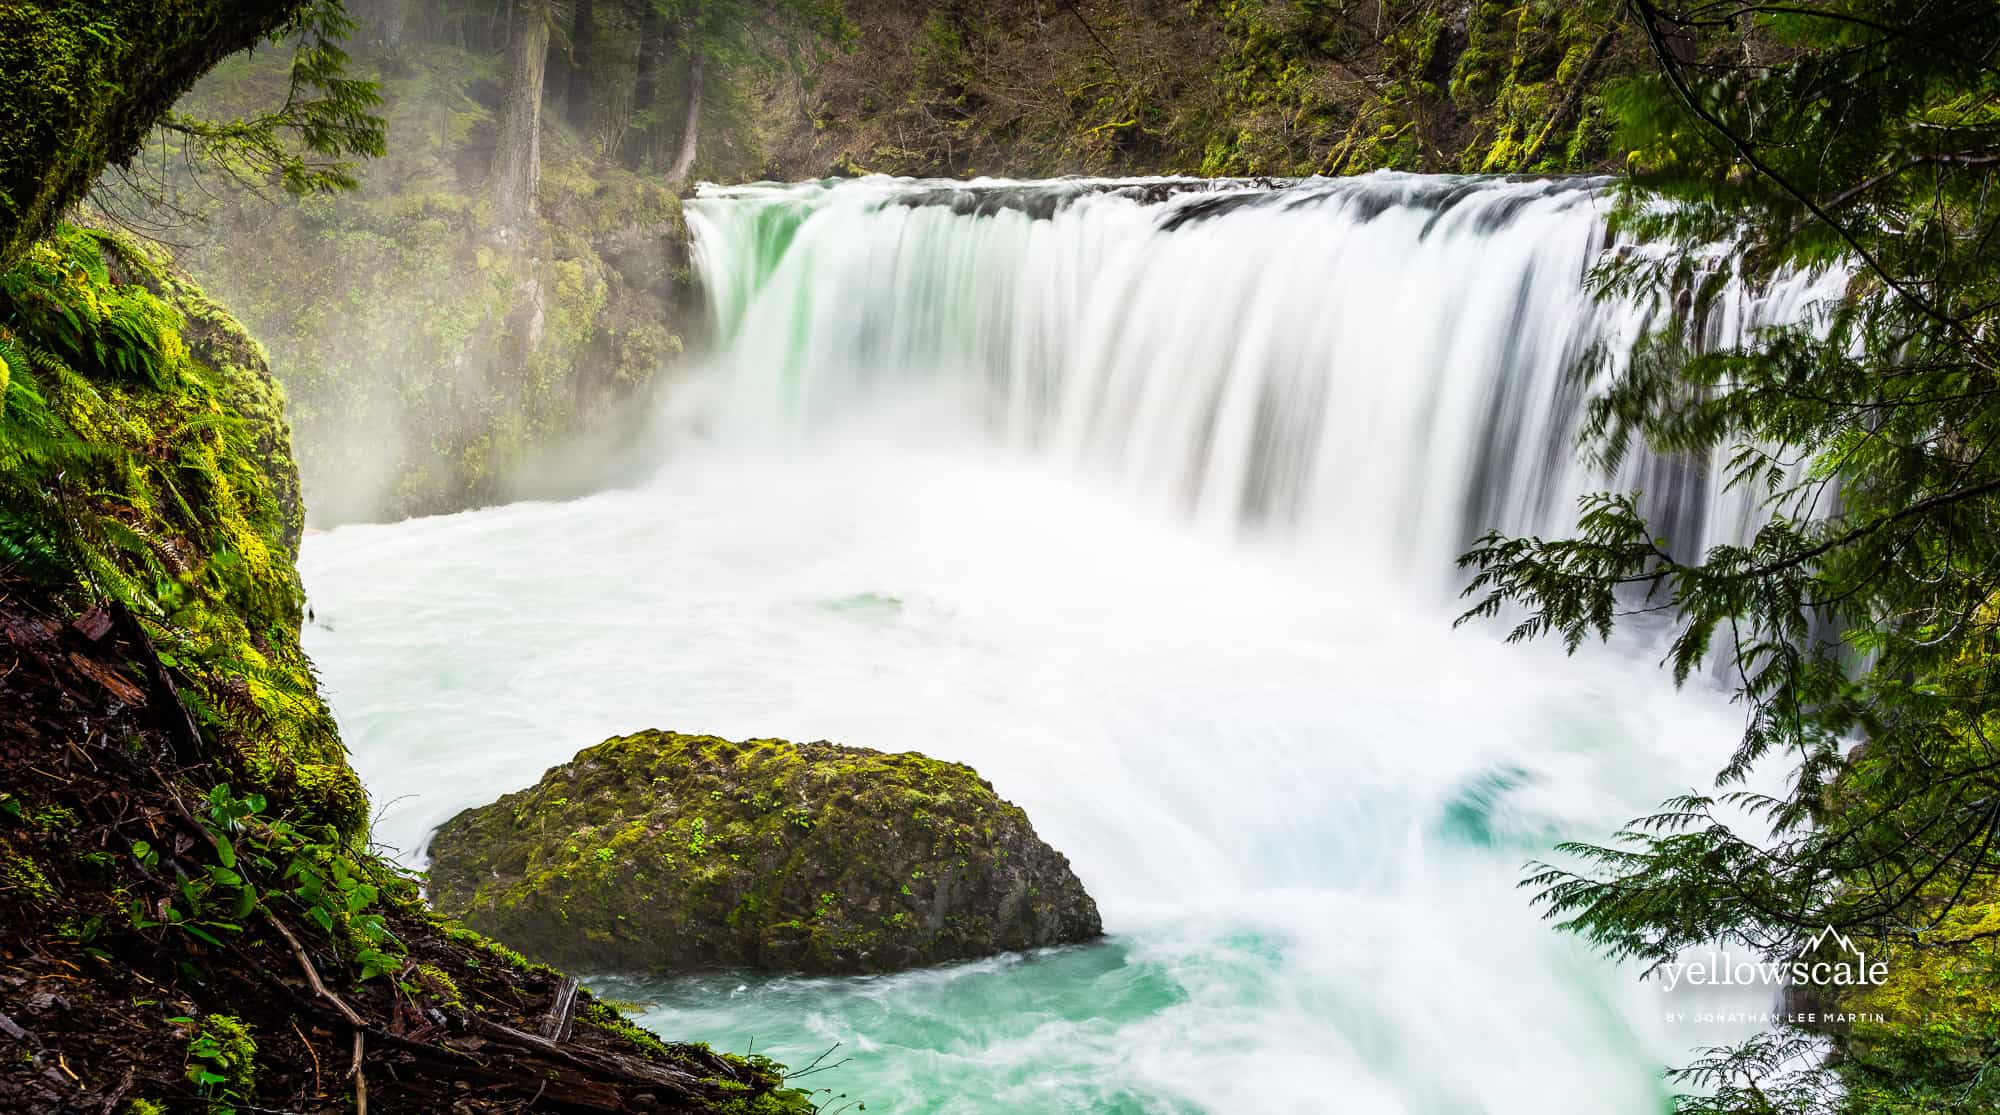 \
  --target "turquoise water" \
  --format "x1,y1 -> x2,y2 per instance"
605,940 -> 1198,1114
